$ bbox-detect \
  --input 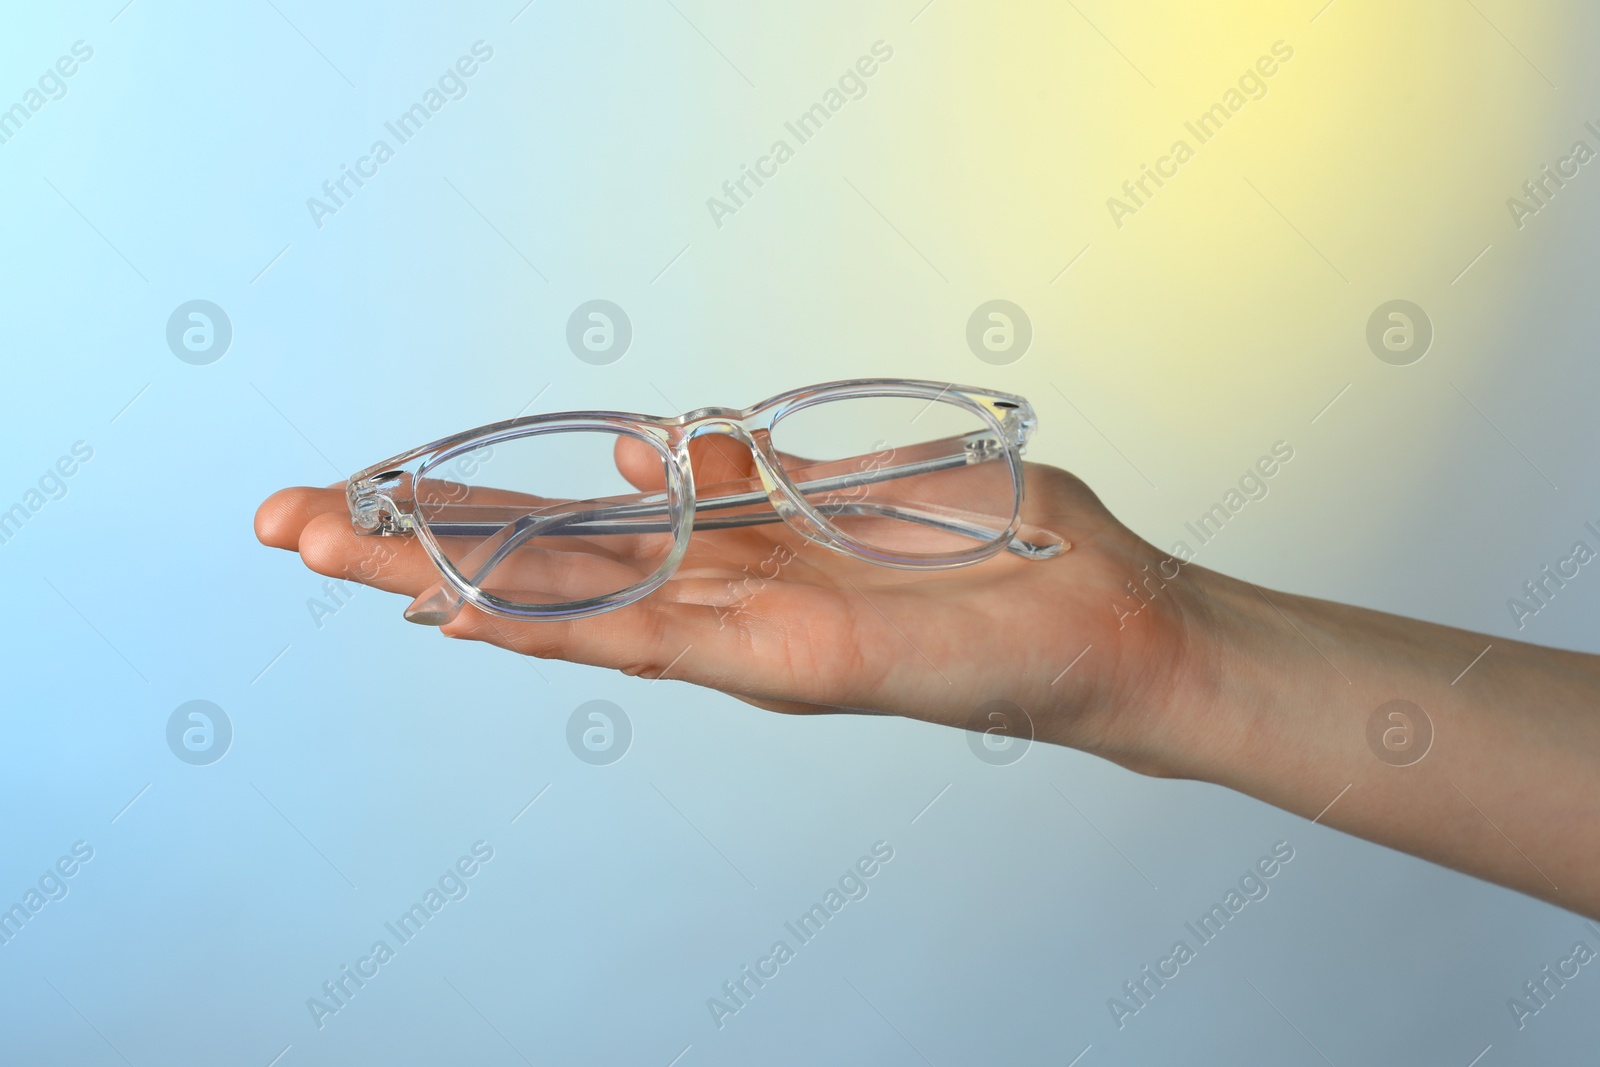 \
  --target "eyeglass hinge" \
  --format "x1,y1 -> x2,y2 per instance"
964,433 -> 1006,463
348,470 -> 416,535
